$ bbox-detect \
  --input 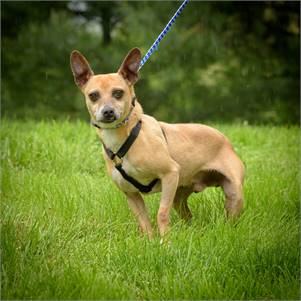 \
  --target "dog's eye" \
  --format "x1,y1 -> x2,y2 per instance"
113,89 -> 124,100
88,91 -> 100,102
